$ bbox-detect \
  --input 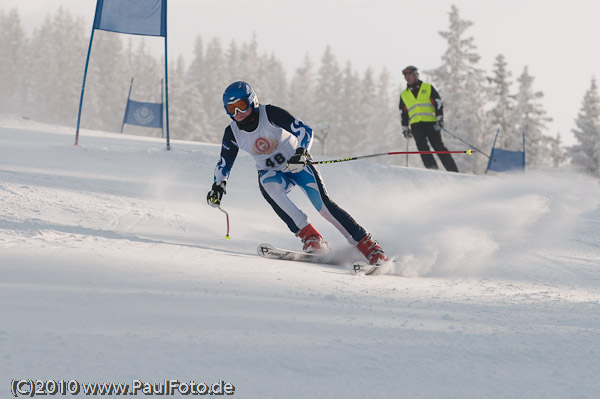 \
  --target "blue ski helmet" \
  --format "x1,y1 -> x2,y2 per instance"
222,81 -> 259,118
